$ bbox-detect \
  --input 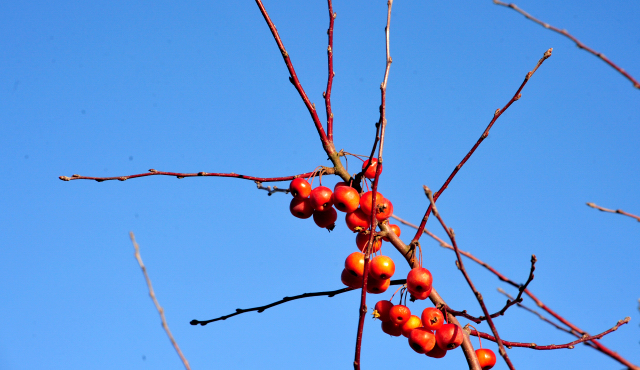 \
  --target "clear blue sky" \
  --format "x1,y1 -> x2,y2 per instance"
1,1 -> 638,369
